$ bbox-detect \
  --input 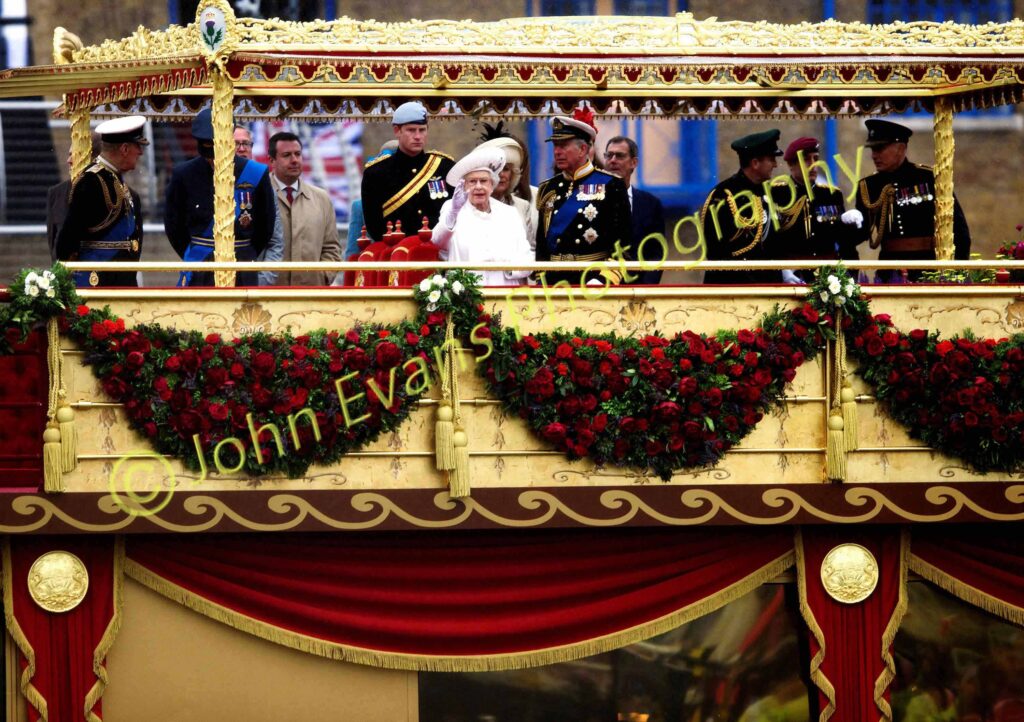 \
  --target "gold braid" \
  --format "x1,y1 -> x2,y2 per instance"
724,190 -> 766,257
775,195 -> 808,234
84,173 -> 129,234
859,180 -> 895,250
